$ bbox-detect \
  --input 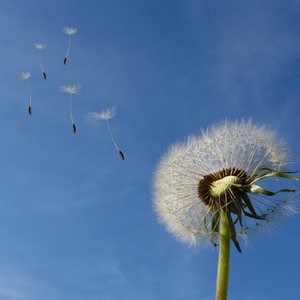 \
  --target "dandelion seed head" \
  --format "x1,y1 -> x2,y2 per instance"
153,120 -> 296,249
35,43 -> 46,50
63,26 -> 77,35
60,84 -> 81,94
90,107 -> 115,121
18,71 -> 30,80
